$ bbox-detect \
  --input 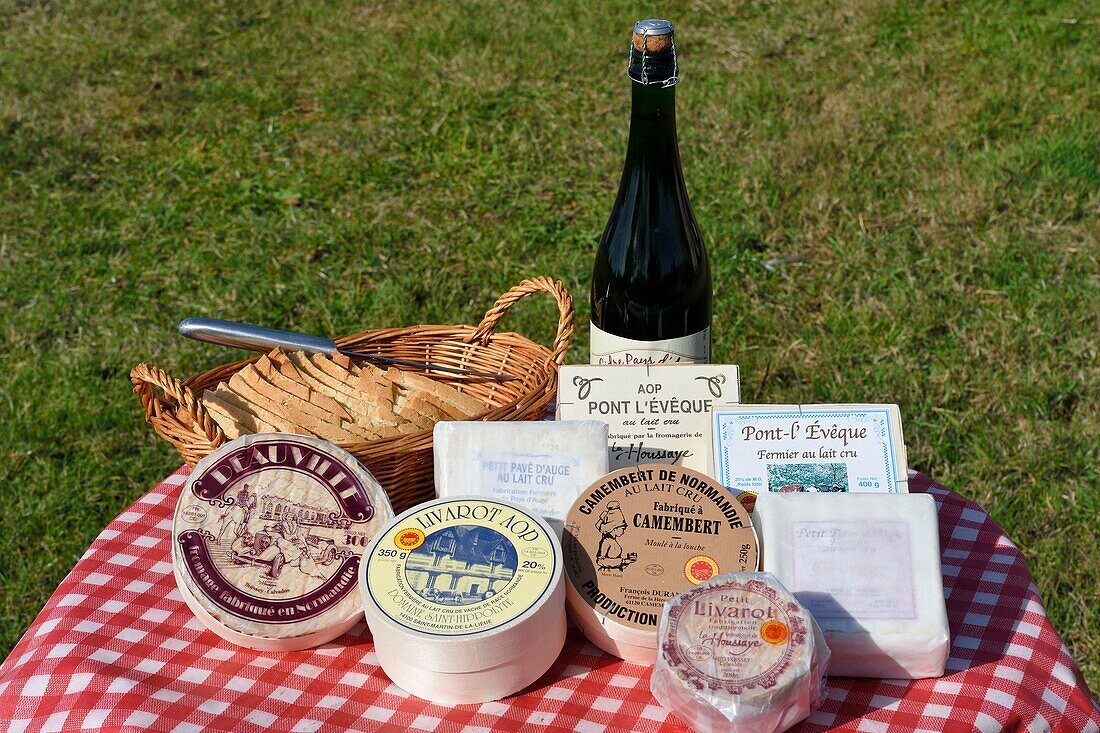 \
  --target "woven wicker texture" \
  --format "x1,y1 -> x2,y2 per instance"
130,277 -> 574,513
